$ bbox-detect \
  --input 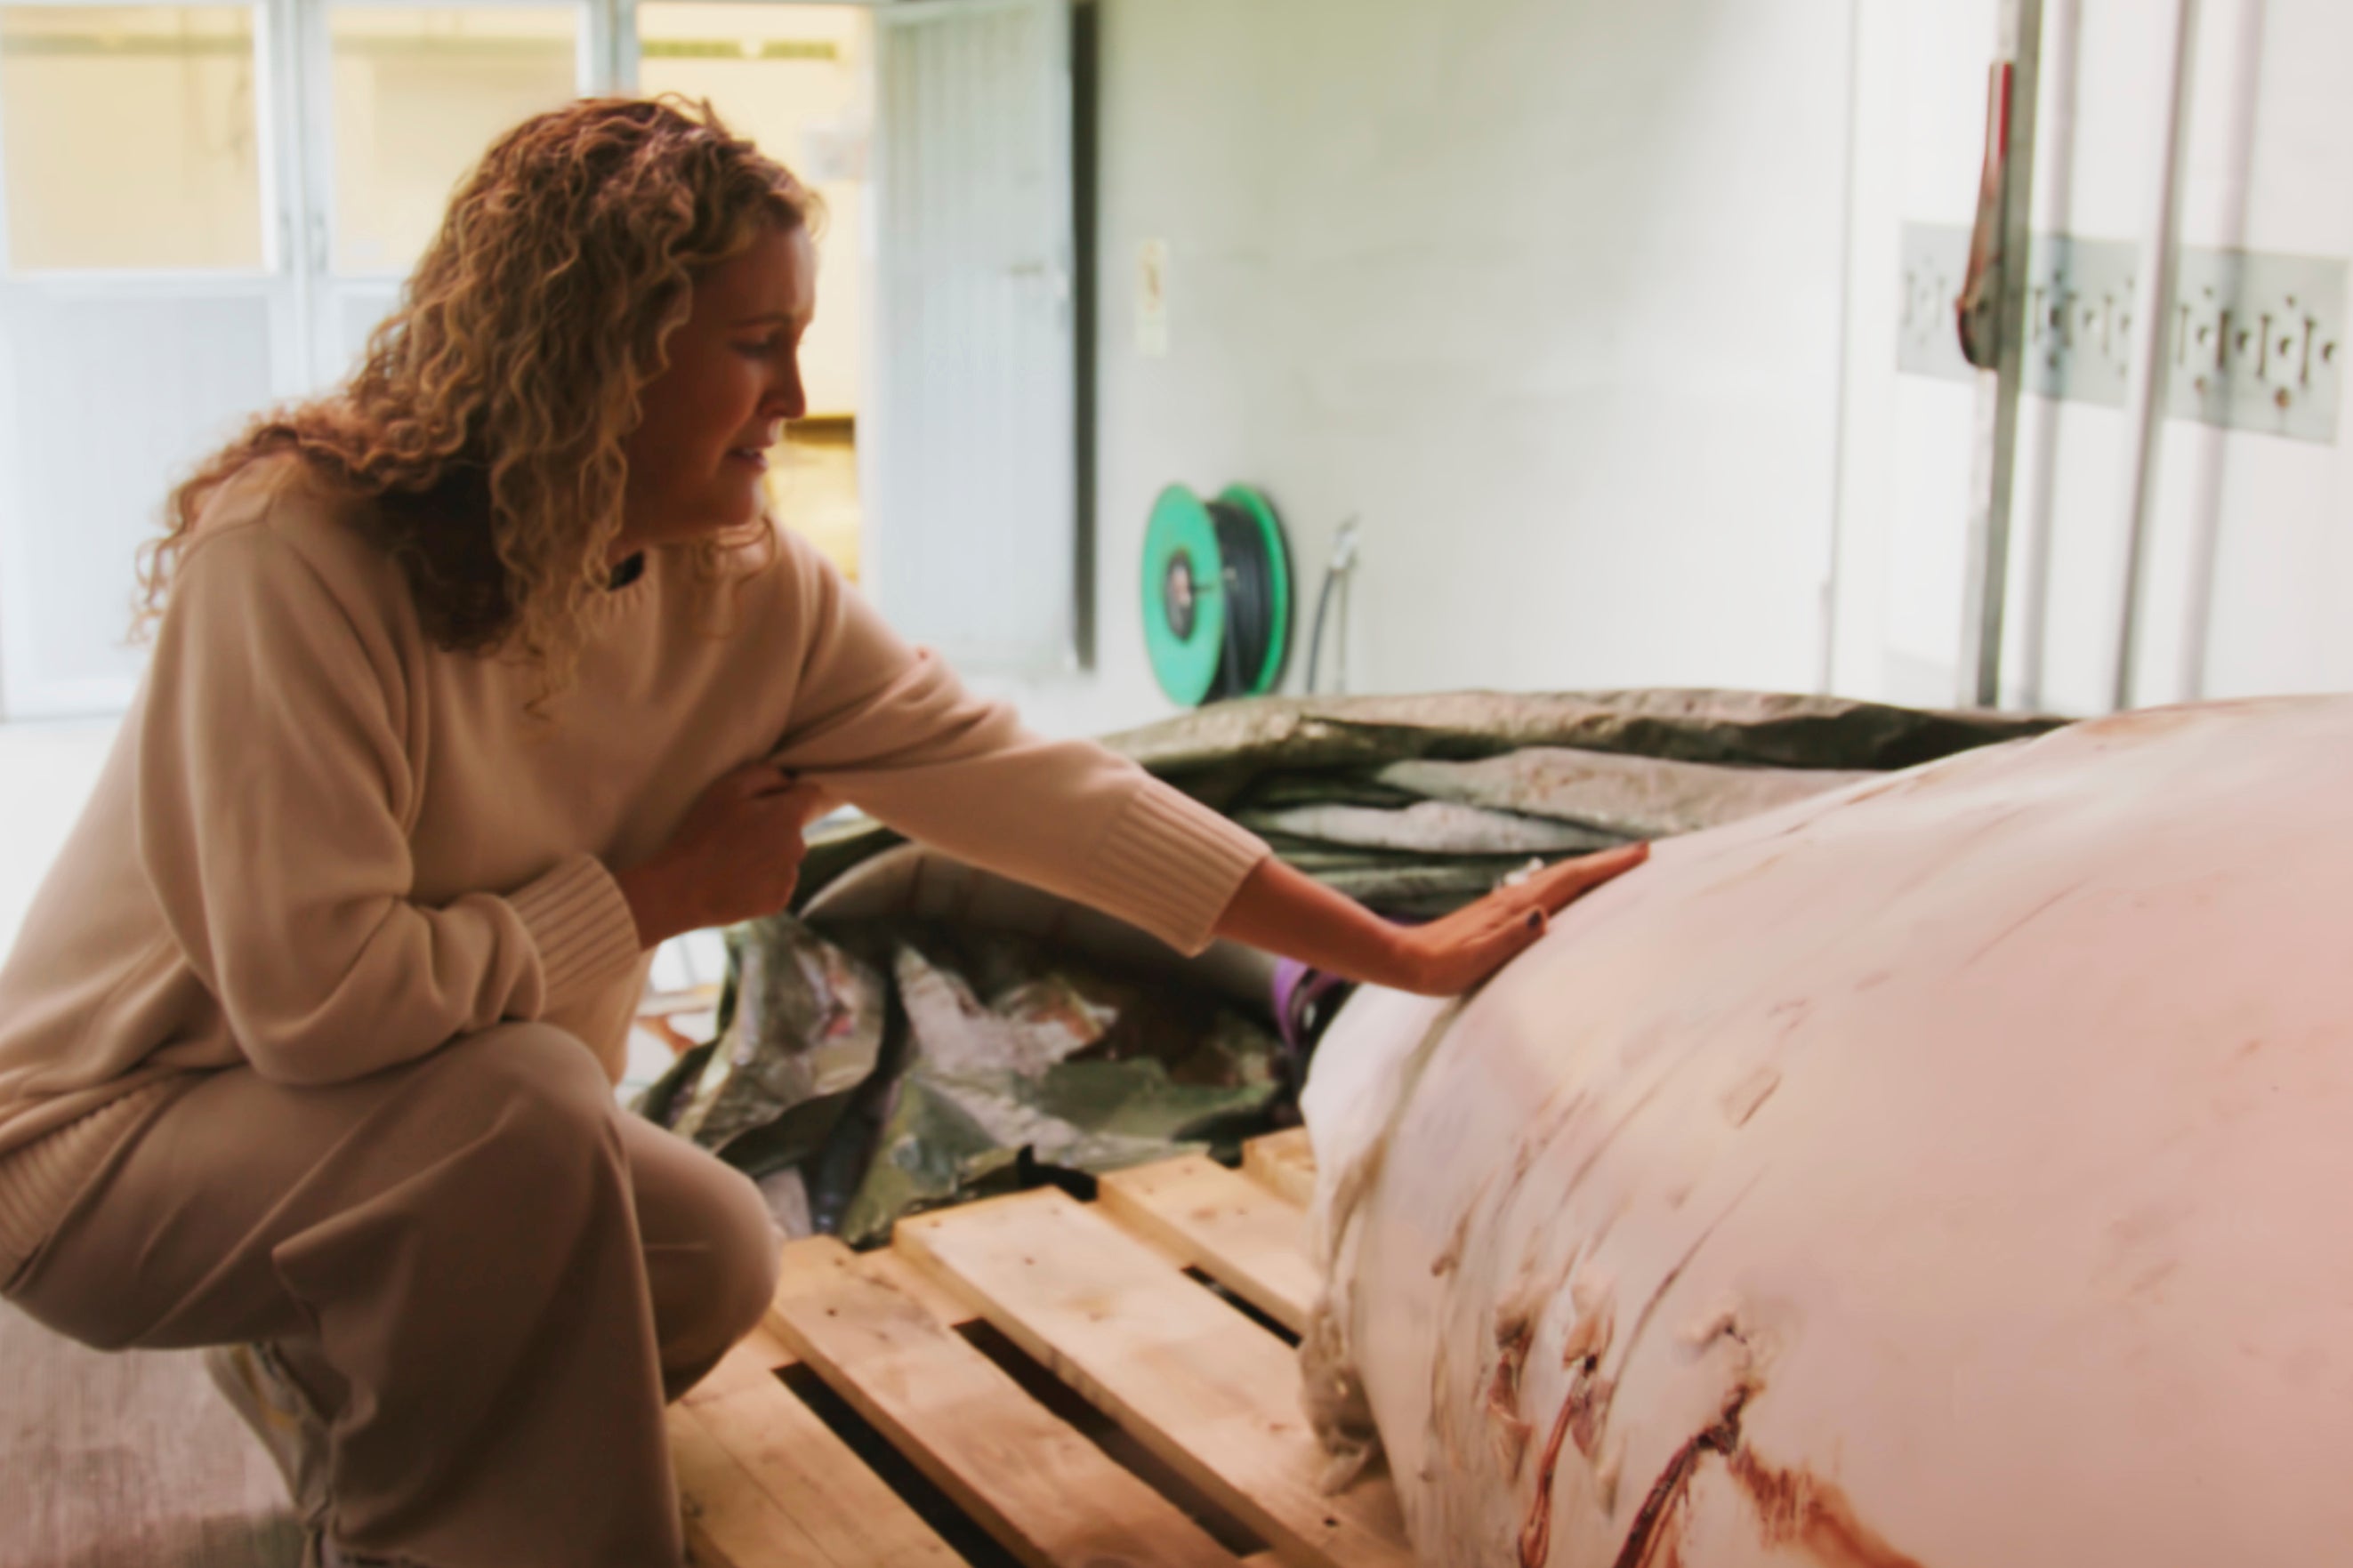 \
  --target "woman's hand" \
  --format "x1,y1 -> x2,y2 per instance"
1212,841 -> 1649,998
1382,842 -> 1648,995
612,761 -> 835,948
